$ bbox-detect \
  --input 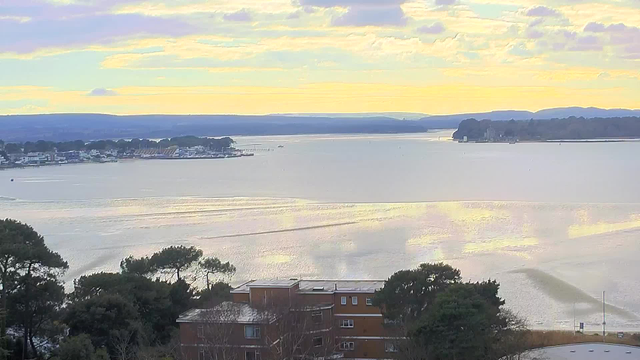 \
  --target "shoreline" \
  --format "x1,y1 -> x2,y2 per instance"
457,138 -> 640,144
